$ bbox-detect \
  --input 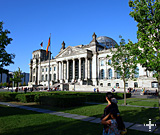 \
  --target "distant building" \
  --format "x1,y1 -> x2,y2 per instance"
28,33 -> 158,91
0,71 -> 29,86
